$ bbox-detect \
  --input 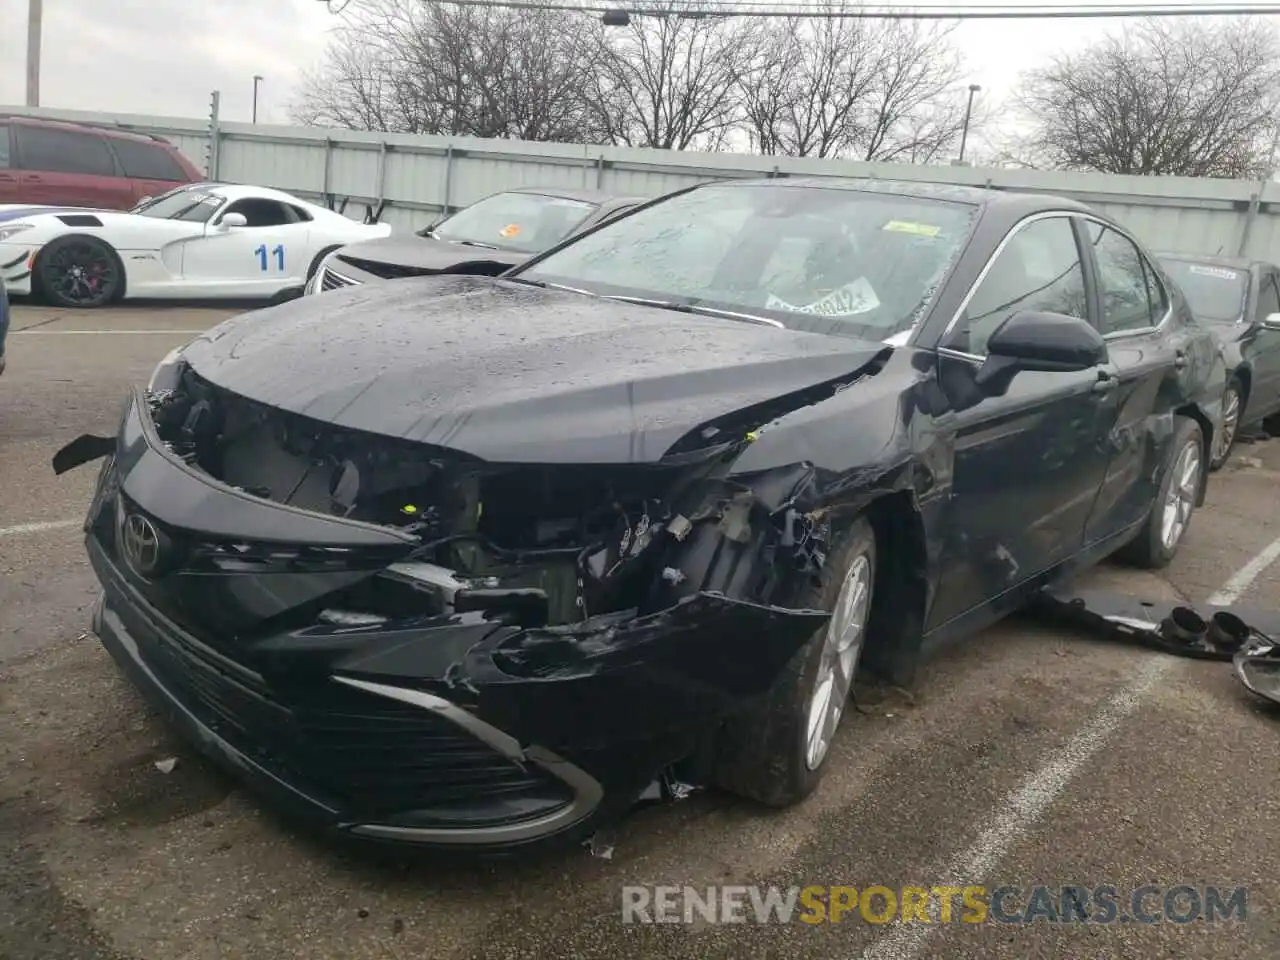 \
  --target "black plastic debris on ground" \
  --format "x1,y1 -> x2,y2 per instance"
1028,586 -> 1280,708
